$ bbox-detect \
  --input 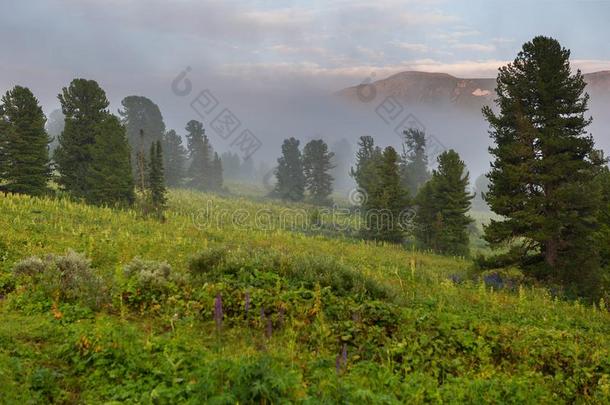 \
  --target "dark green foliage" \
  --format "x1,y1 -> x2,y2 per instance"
273,137 -> 305,201
482,36 -> 605,296
162,129 -> 187,187
0,86 -> 51,196
350,135 -> 382,200
597,166 -> 610,269
88,115 -> 135,206
415,150 -> 474,256
118,96 -> 165,174
365,146 -> 410,243
55,78 -> 110,200
185,120 -> 220,191
303,139 -> 335,205
148,140 -> 167,218
400,128 -> 431,197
